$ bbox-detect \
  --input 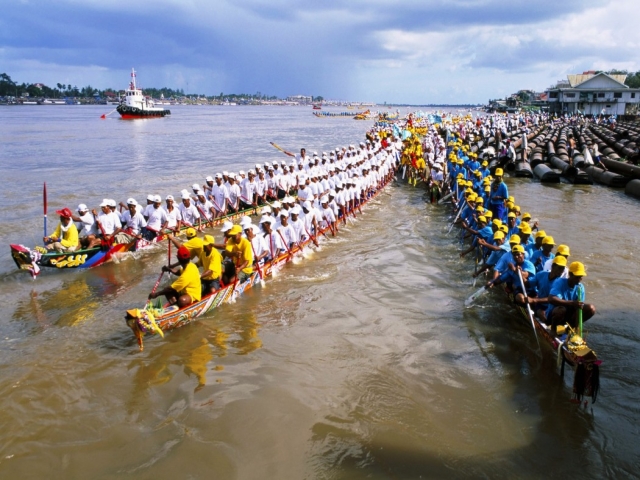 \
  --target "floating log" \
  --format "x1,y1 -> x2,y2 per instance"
601,157 -> 640,180
514,160 -> 533,178
625,179 -> 640,199
583,166 -> 629,187
533,164 -> 560,183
